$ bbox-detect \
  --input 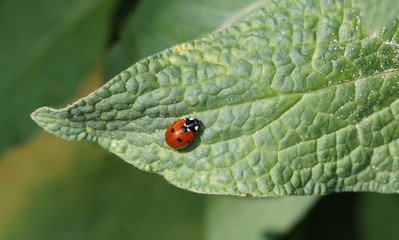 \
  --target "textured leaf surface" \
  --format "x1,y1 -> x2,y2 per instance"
0,0 -> 116,154
105,0 -> 264,79
205,196 -> 317,240
32,0 -> 399,196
